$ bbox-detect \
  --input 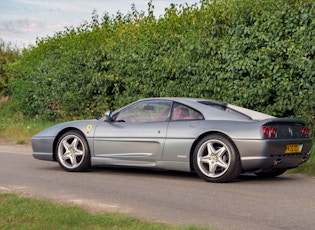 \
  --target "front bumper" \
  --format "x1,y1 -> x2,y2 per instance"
31,136 -> 55,161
